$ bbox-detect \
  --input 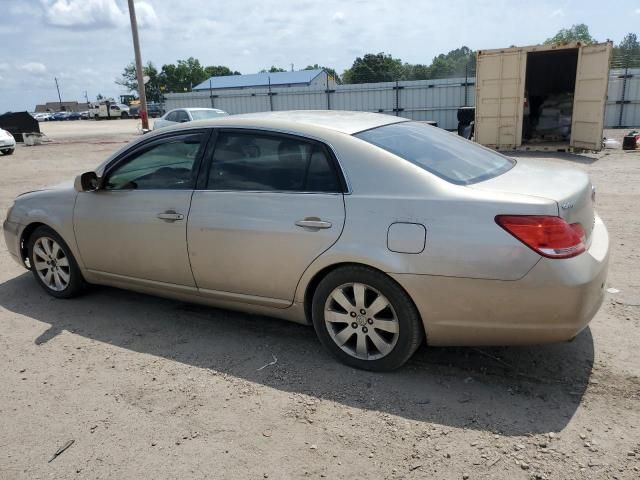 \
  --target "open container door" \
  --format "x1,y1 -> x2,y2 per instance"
571,42 -> 612,151
475,48 -> 526,149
